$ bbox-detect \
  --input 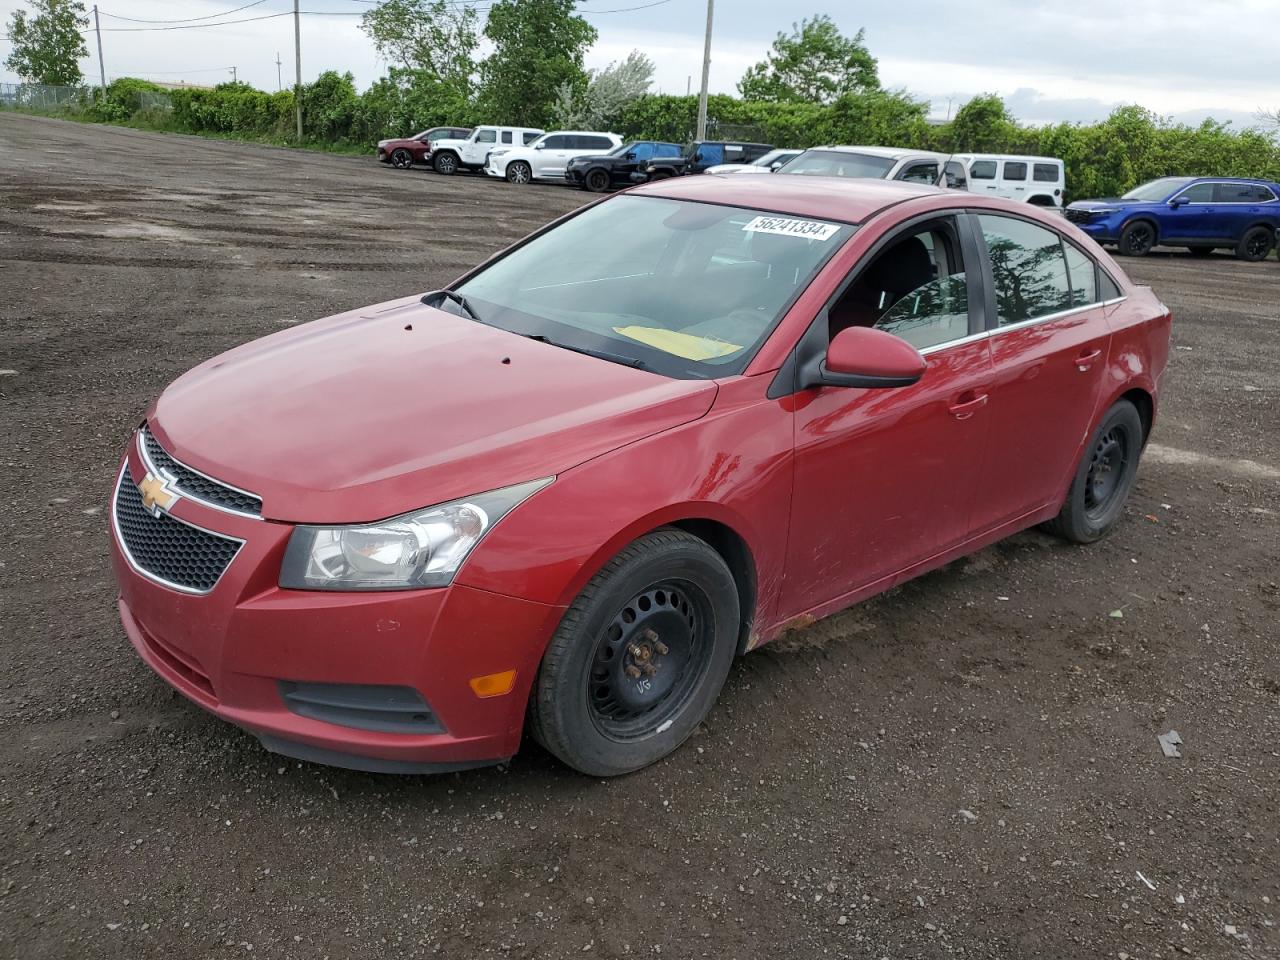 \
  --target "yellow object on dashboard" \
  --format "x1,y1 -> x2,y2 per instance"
612,326 -> 742,361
